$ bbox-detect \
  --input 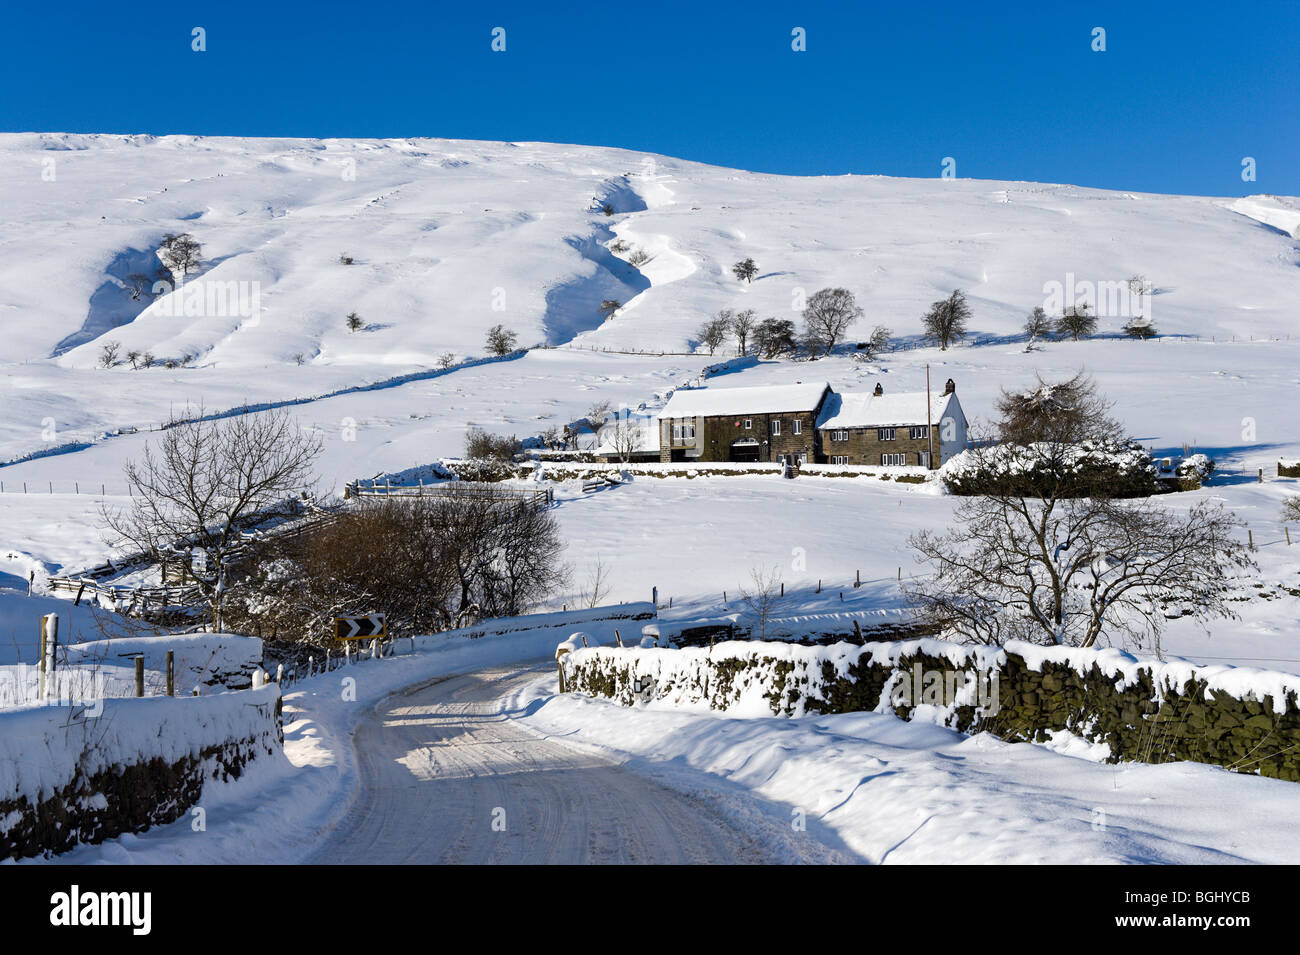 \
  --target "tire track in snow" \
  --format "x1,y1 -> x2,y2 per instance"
310,663 -> 851,864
